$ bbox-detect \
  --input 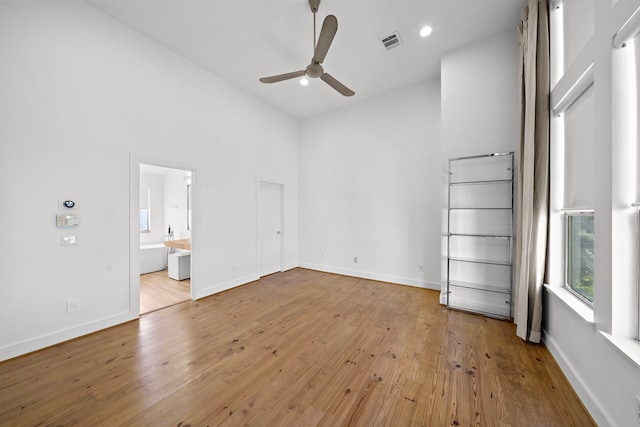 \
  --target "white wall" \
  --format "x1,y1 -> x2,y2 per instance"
440,30 -> 521,301
297,31 -> 520,296
0,1 -> 298,361
298,80 -> 442,289
441,30 -> 520,158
